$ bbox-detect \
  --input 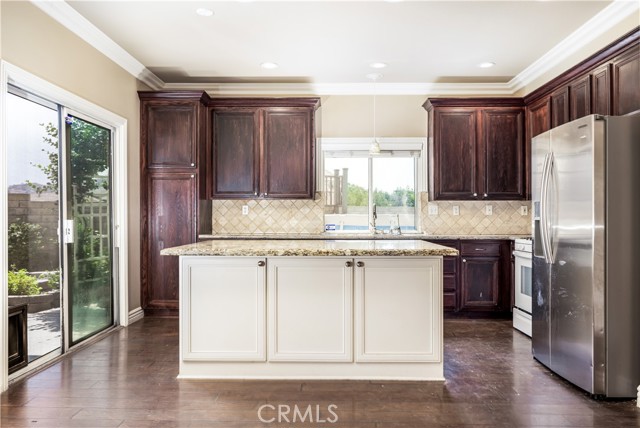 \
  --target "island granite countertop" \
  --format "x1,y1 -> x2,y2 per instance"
161,239 -> 459,257
198,233 -> 531,241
